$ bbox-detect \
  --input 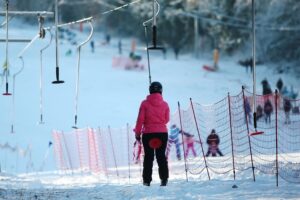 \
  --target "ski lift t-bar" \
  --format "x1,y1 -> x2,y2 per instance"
3,0 -> 11,95
151,0 -> 163,50
152,0 -> 157,48
143,0 -> 163,50
43,13 -> 93,84
52,0 -> 64,84
73,20 -> 94,129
